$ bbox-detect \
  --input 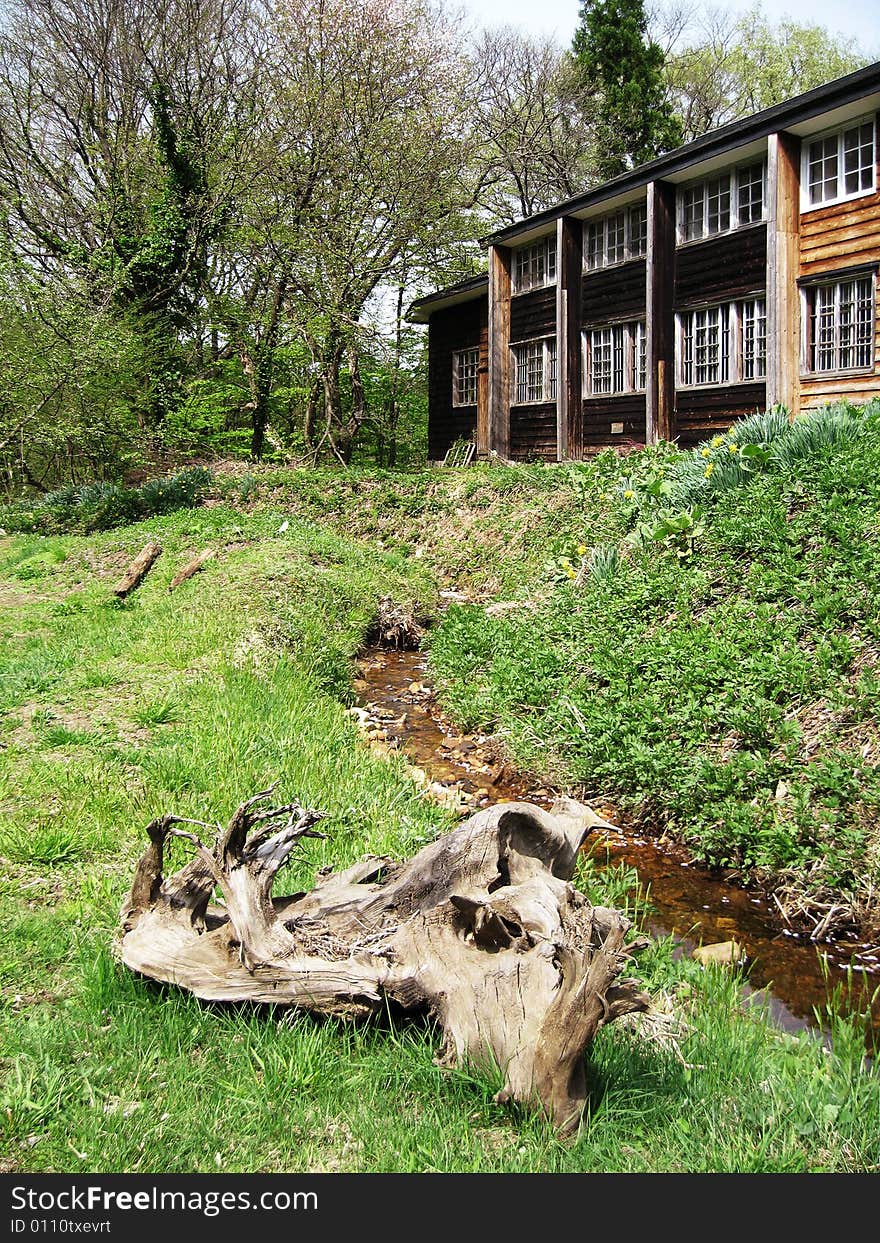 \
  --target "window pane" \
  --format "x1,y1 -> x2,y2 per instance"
528,340 -> 543,401
611,325 -> 625,391
634,321 -> 647,389
586,221 -> 603,270
629,204 -> 648,257
454,347 -> 479,405
546,239 -> 557,282
683,186 -> 703,241
810,277 -> 874,371
855,277 -> 874,367
690,304 -> 728,383
808,135 -> 838,205
707,175 -> 731,234
812,284 -> 836,370
515,249 -> 529,292
590,328 -> 612,393
546,339 -> 557,400
843,123 -> 874,195
682,314 -> 694,385
741,299 -> 766,380
737,163 -> 765,224
607,212 -> 626,263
